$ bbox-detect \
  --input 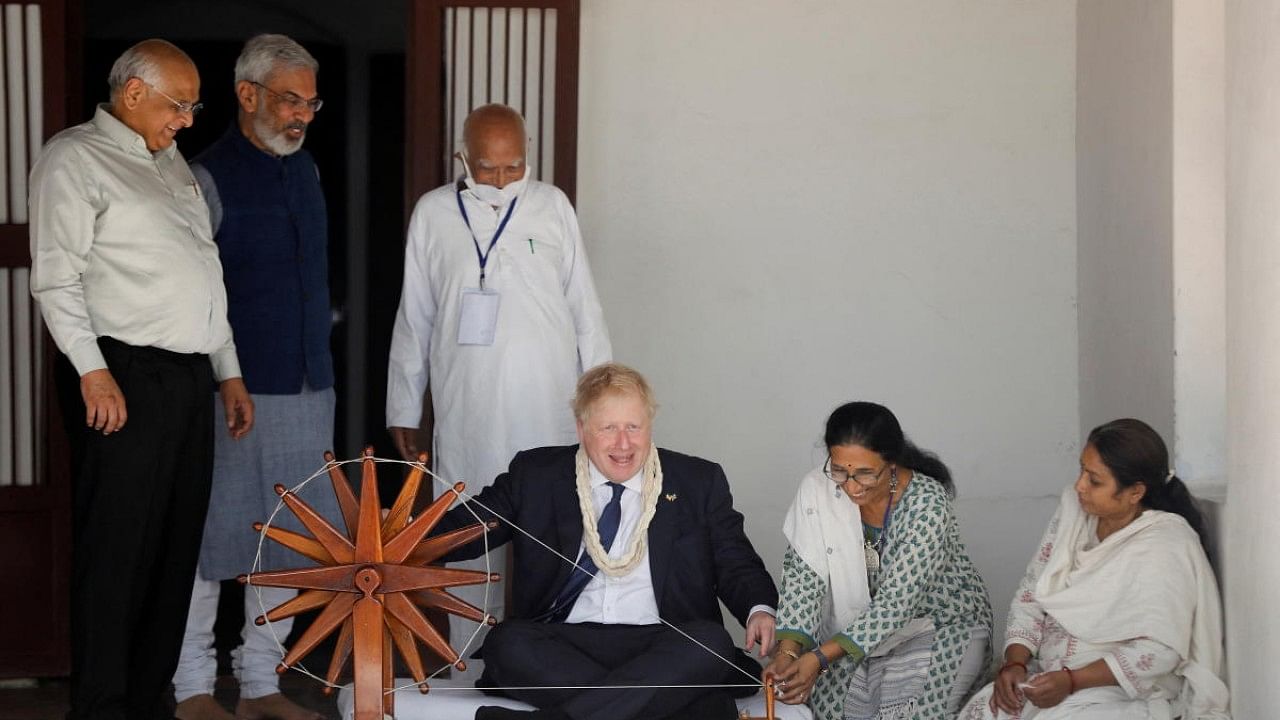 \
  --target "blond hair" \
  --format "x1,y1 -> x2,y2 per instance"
573,363 -> 658,422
